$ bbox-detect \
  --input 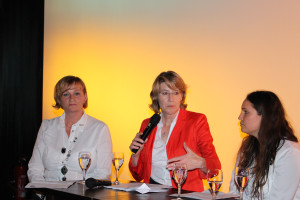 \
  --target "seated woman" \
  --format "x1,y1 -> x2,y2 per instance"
28,75 -> 112,182
229,91 -> 300,199
129,71 -> 221,192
